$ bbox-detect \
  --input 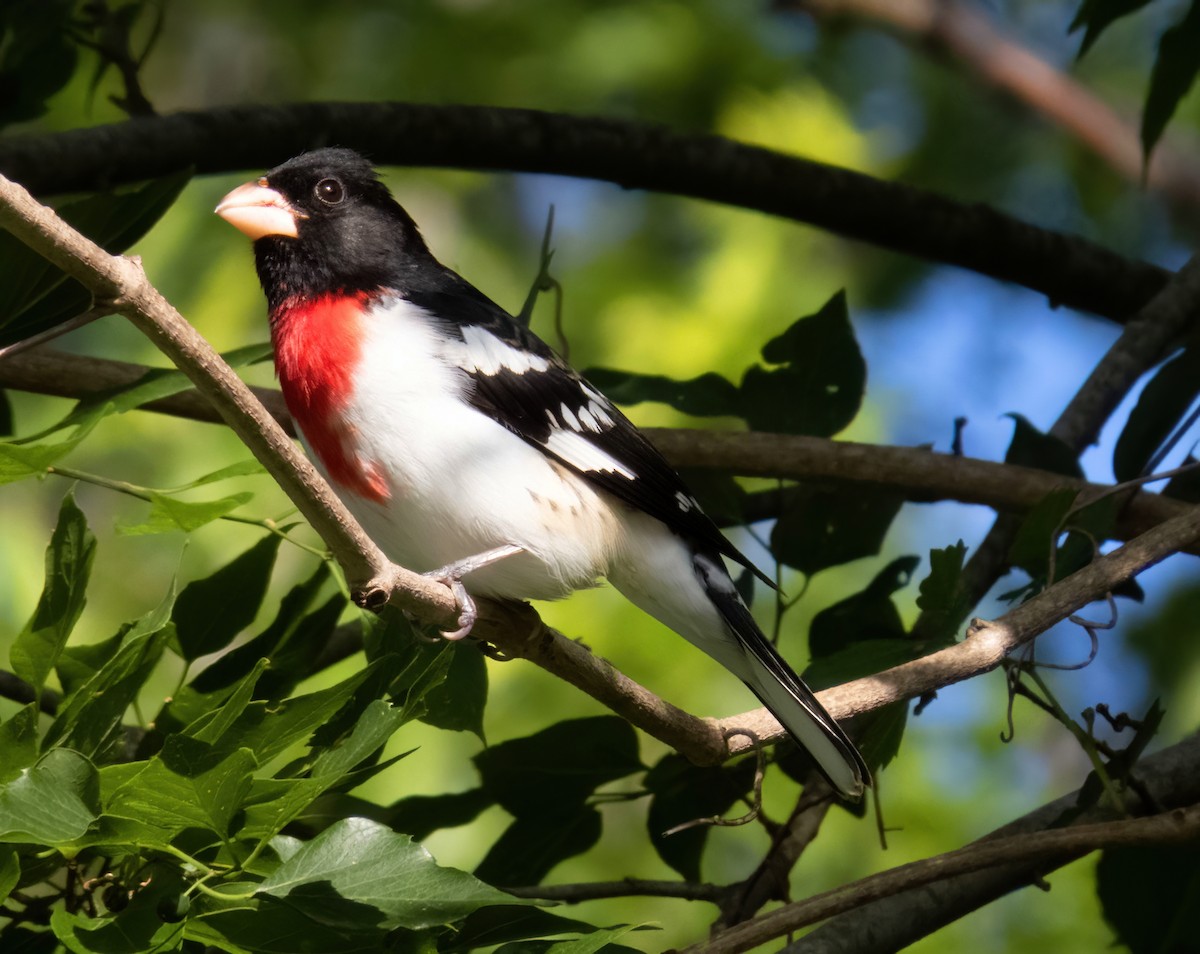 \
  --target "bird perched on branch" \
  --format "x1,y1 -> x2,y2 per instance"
216,147 -> 869,798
